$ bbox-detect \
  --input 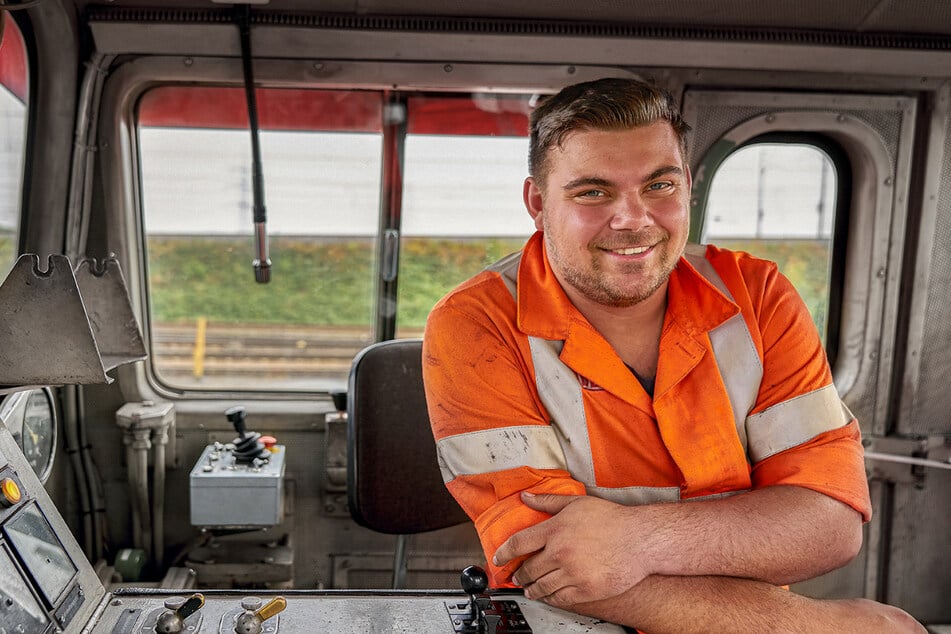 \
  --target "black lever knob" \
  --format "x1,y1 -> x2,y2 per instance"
461,565 -> 489,596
